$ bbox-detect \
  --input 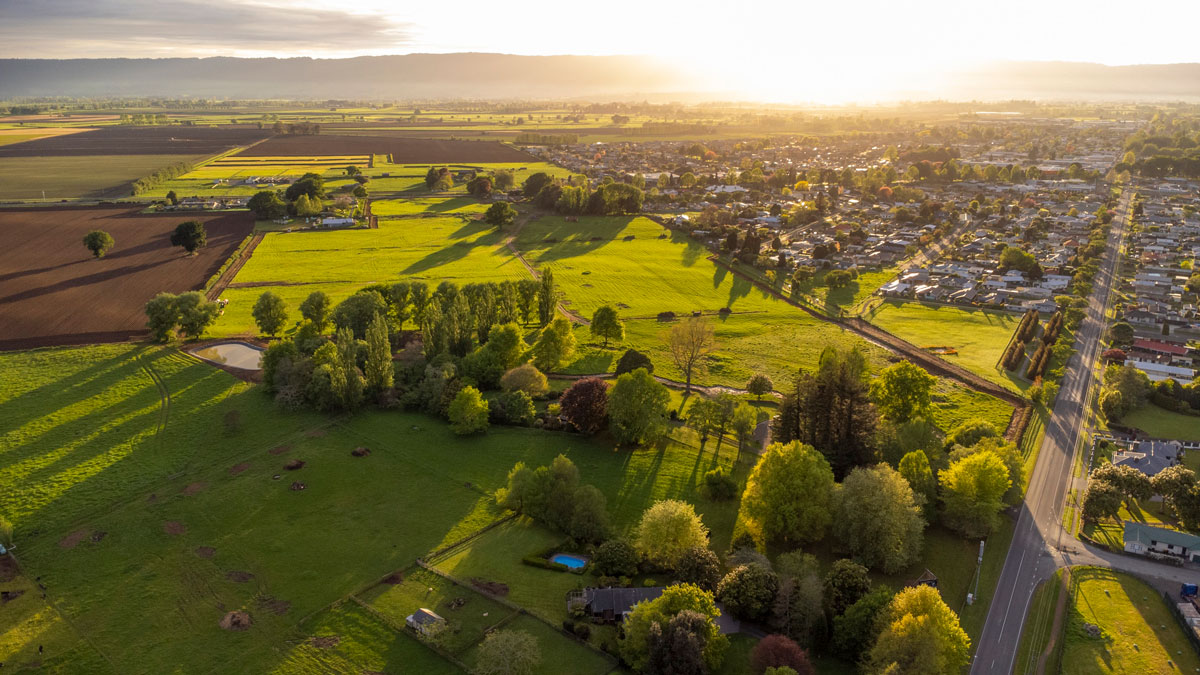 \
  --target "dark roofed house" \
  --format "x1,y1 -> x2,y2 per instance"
1112,440 -> 1182,477
405,607 -> 445,636
568,587 -> 740,634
